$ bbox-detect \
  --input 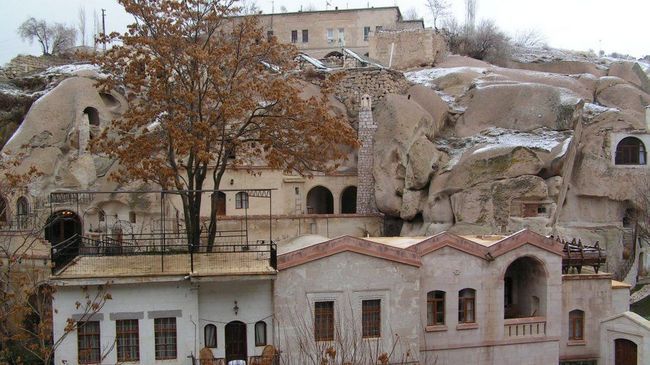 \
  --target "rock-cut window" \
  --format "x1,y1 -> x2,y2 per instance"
615,137 -> 646,165
83,107 -> 100,127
